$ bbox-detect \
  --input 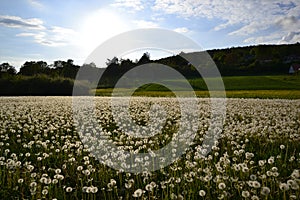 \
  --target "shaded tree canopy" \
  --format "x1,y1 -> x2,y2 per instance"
0,63 -> 16,75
